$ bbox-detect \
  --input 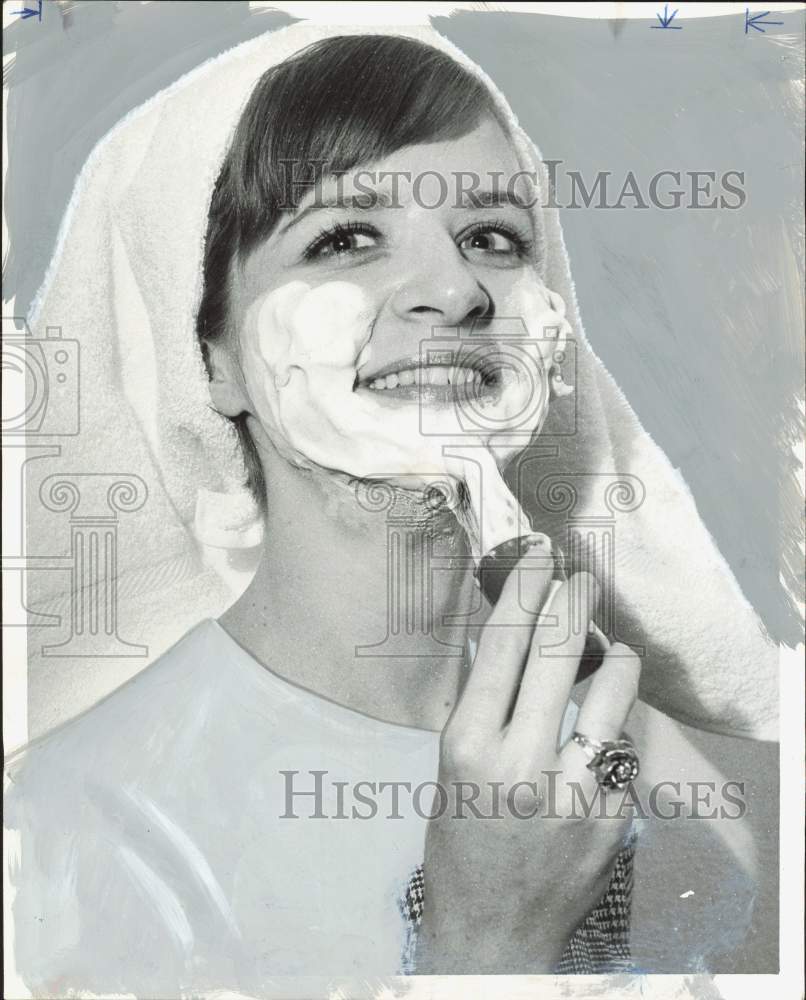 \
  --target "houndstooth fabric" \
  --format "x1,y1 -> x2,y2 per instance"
398,833 -> 636,974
